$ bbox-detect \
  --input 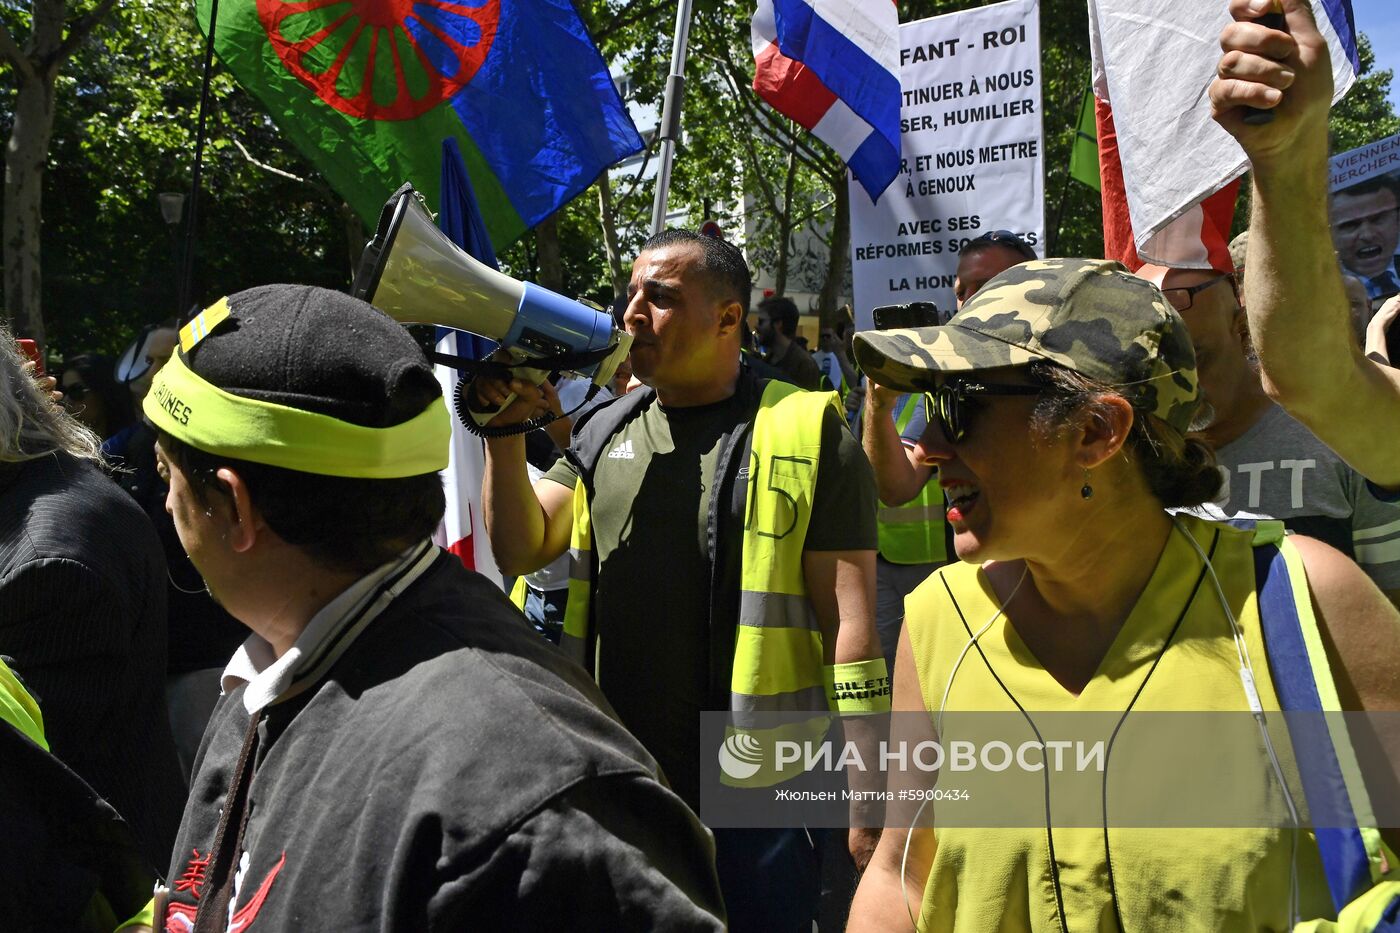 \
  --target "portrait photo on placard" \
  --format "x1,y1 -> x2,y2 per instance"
1329,133 -> 1400,305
